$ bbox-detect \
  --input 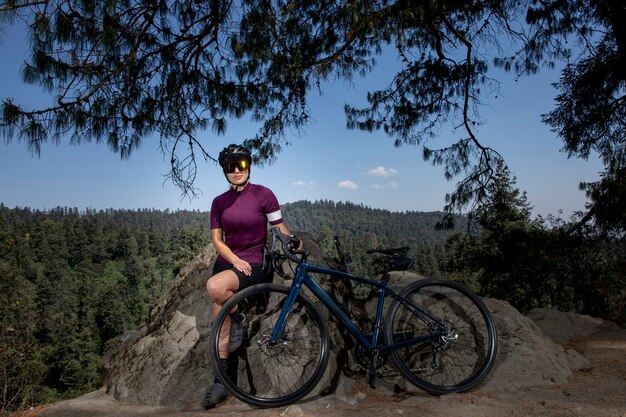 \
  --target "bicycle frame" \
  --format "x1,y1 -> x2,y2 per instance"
269,260 -> 450,355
